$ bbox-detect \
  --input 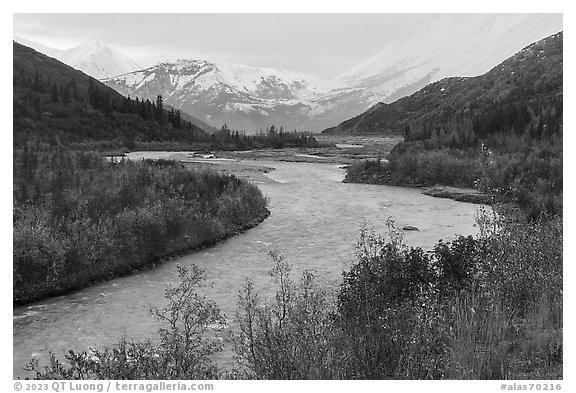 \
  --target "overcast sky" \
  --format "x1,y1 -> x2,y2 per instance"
13,13 -> 563,79
11,14 -> 467,79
